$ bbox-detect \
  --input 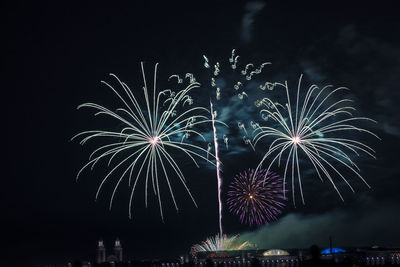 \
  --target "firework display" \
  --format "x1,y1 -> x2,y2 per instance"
73,63 -> 227,220
227,169 -> 286,226
73,49 -> 379,251
253,75 -> 379,206
190,234 -> 253,256
200,49 -> 273,235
